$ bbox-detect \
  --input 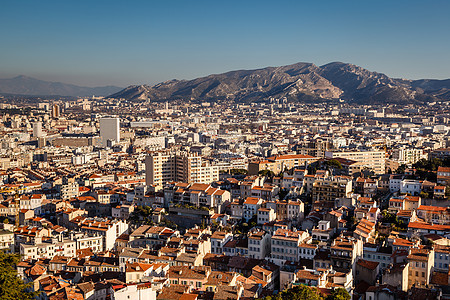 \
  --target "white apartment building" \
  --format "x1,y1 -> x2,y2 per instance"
243,197 -> 263,221
20,237 -> 76,260
0,229 -> 14,253
99,117 -> 120,145
57,178 -> 79,200
257,207 -> 276,225
32,122 -> 43,138
72,233 -> 104,252
76,218 -> 129,250
392,147 -> 425,164
399,179 -> 422,196
287,200 -> 304,222
325,150 -> 385,174
389,175 -> 404,193
110,284 -> 157,300
248,230 -> 271,259
271,228 -> 310,265
210,231 -> 232,255
298,243 -> 318,261
19,194 -> 43,212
